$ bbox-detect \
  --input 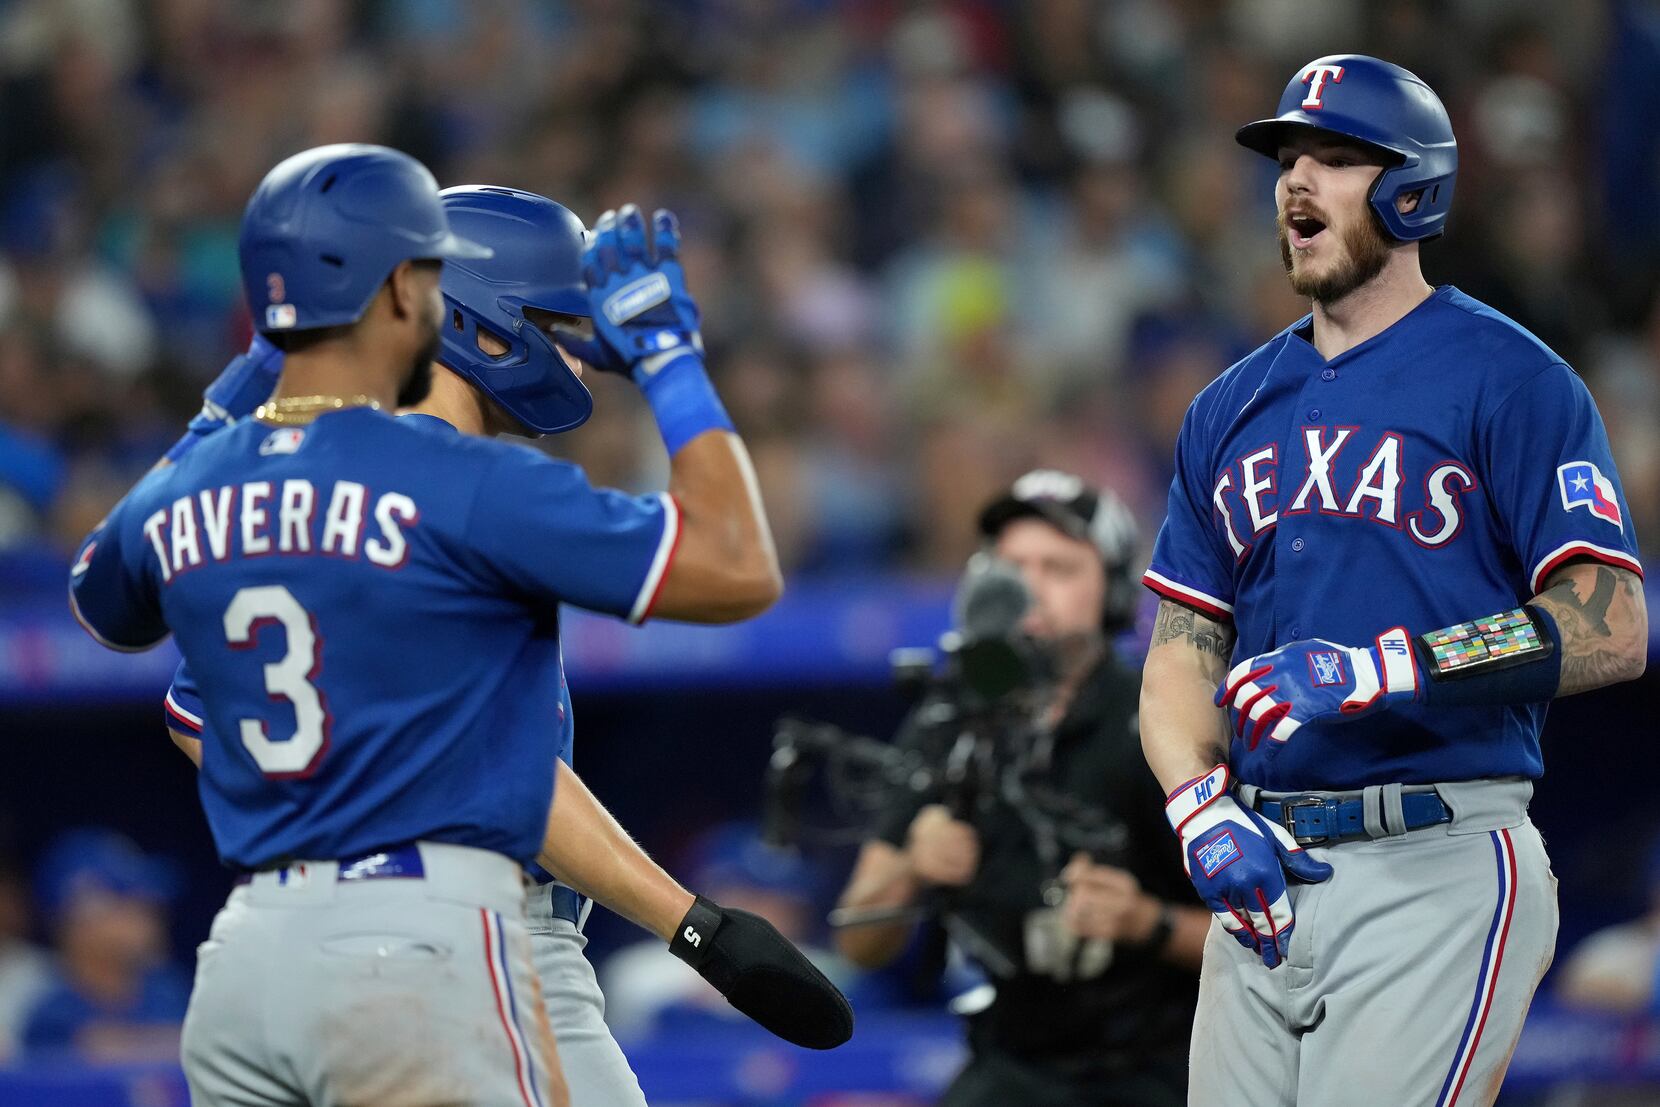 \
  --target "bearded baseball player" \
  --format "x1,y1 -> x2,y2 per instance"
161,184 -> 853,1106
64,144 -> 834,1106
1139,56 -> 1648,1106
